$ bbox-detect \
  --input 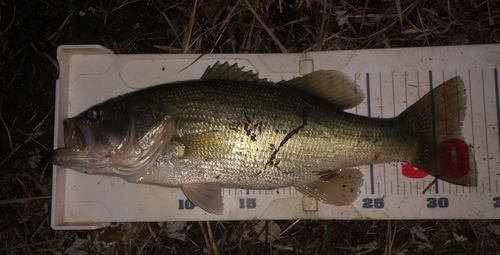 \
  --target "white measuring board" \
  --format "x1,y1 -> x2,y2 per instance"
51,45 -> 500,230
